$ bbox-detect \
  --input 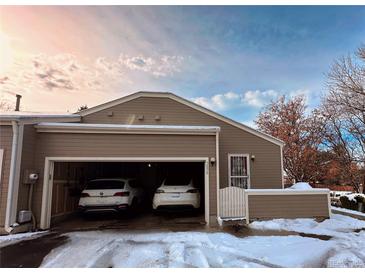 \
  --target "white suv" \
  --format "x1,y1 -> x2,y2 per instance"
78,178 -> 144,213
152,177 -> 200,210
